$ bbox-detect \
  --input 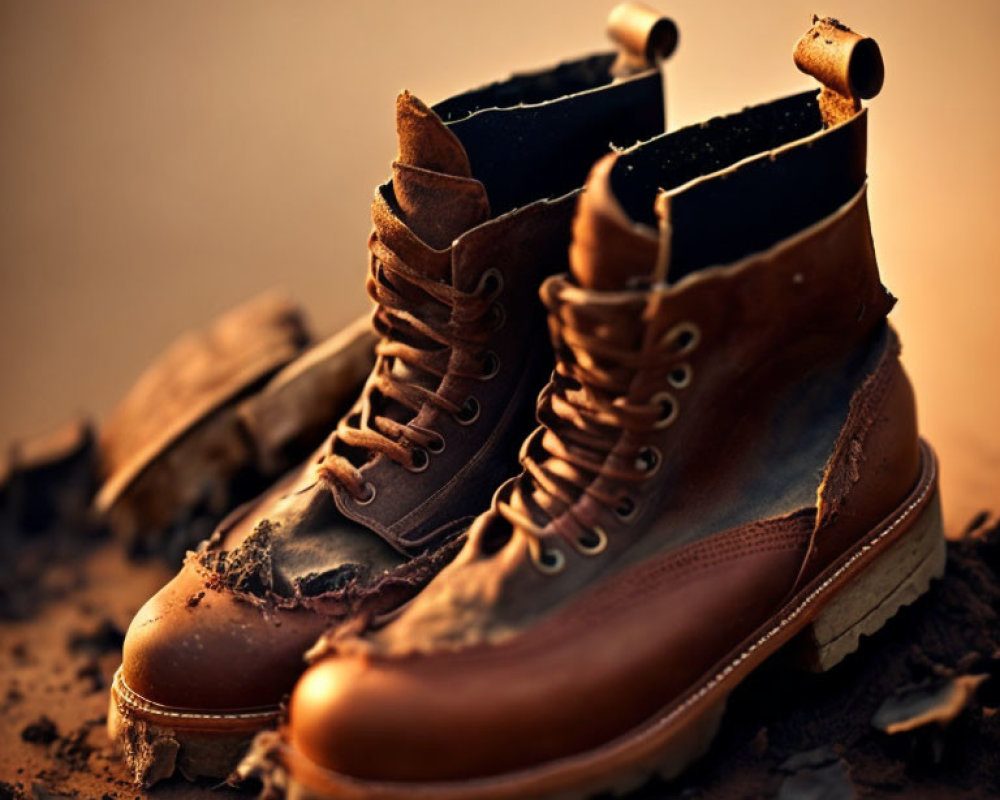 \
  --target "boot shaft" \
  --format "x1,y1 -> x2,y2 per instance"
324,5 -> 675,556
533,19 -> 901,571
